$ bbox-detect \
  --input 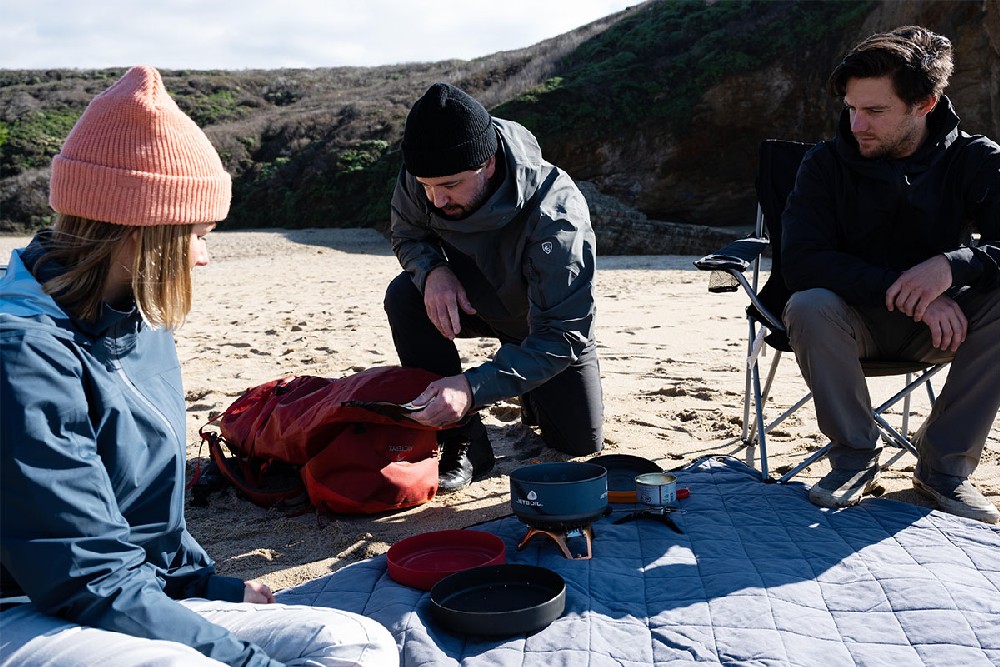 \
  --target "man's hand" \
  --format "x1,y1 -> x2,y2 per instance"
919,294 -> 967,352
243,580 -> 275,604
885,255 -> 952,321
424,266 -> 476,340
408,375 -> 473,427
